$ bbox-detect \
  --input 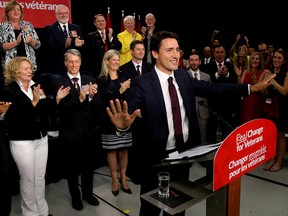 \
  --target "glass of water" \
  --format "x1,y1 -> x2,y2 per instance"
158,172 -> 170,198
